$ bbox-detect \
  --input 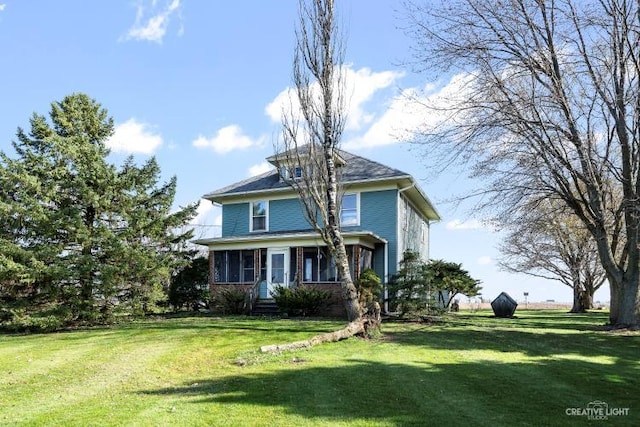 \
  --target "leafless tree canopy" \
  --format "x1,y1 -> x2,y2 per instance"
498,198 -> 606,312
404,0 -> 640,326
276,0 -> 368,325
279,0 -> 347,241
